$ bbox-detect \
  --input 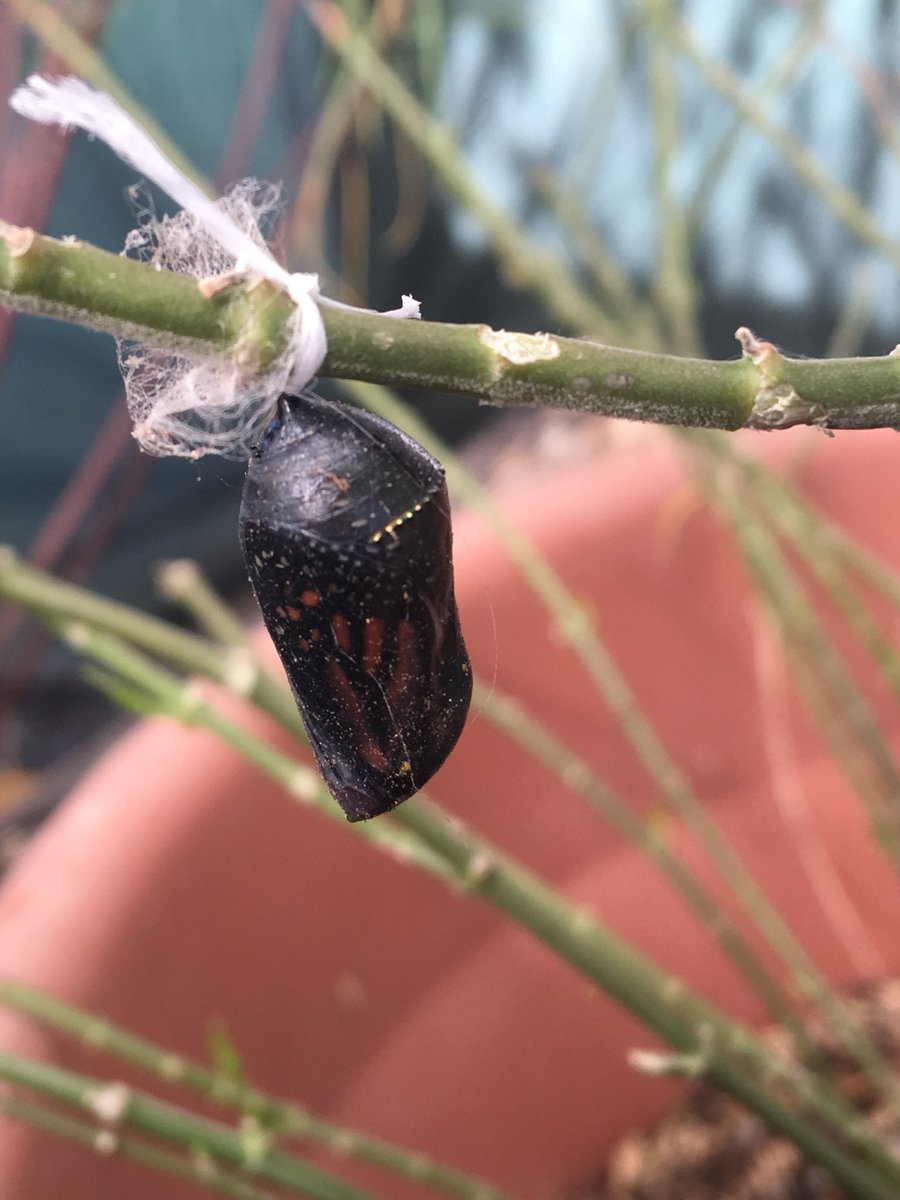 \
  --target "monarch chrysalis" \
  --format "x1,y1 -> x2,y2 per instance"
239,393 -> 472,821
